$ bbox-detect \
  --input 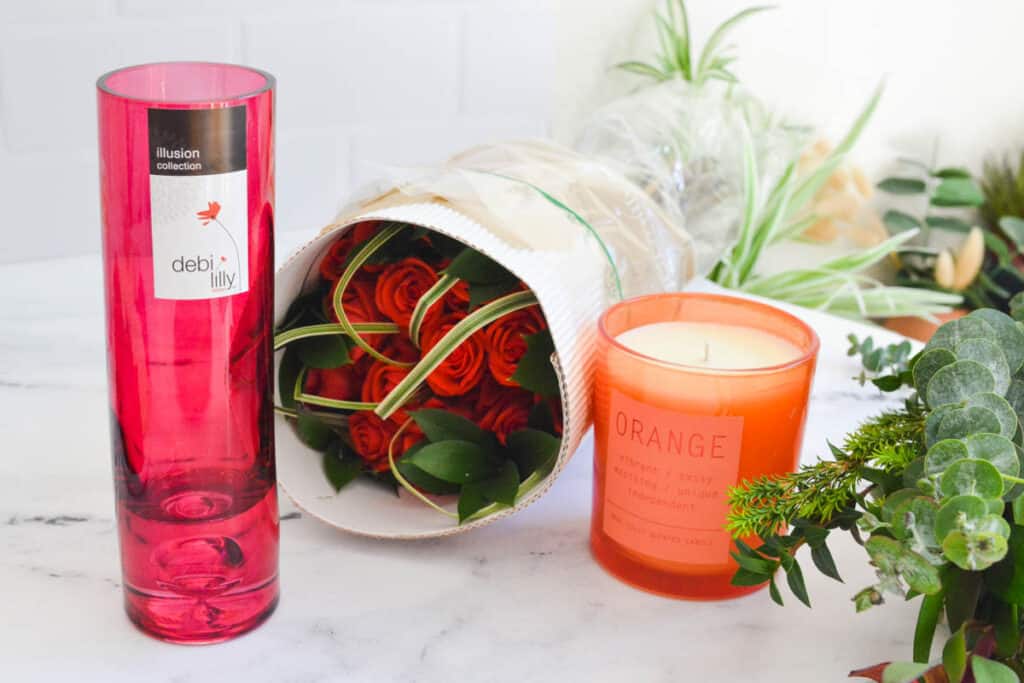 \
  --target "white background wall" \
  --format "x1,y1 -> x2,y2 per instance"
1,0 -> 1023,263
